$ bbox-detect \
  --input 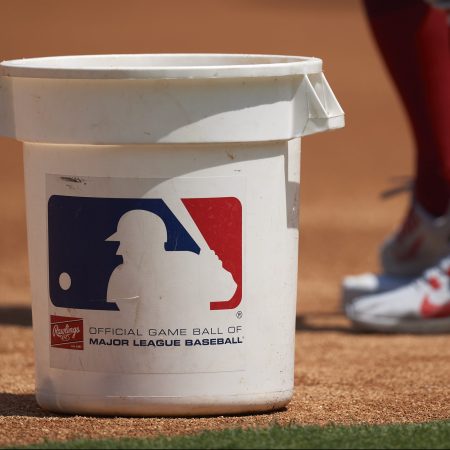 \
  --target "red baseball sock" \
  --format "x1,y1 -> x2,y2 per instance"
364,0 -> 450,217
